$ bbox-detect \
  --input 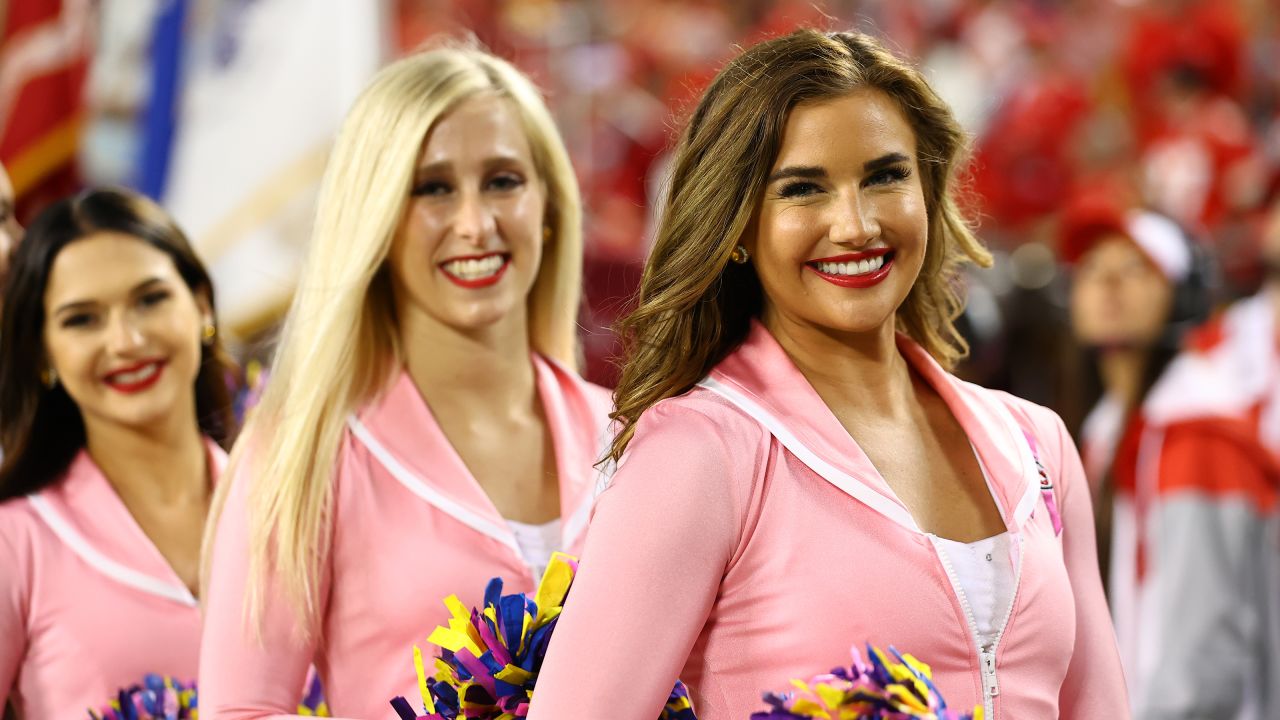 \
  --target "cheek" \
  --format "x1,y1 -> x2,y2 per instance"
888,194 -> 929,251
505,194 -> 546,248
396,205 -> 449,259
756,207 -> 823,270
